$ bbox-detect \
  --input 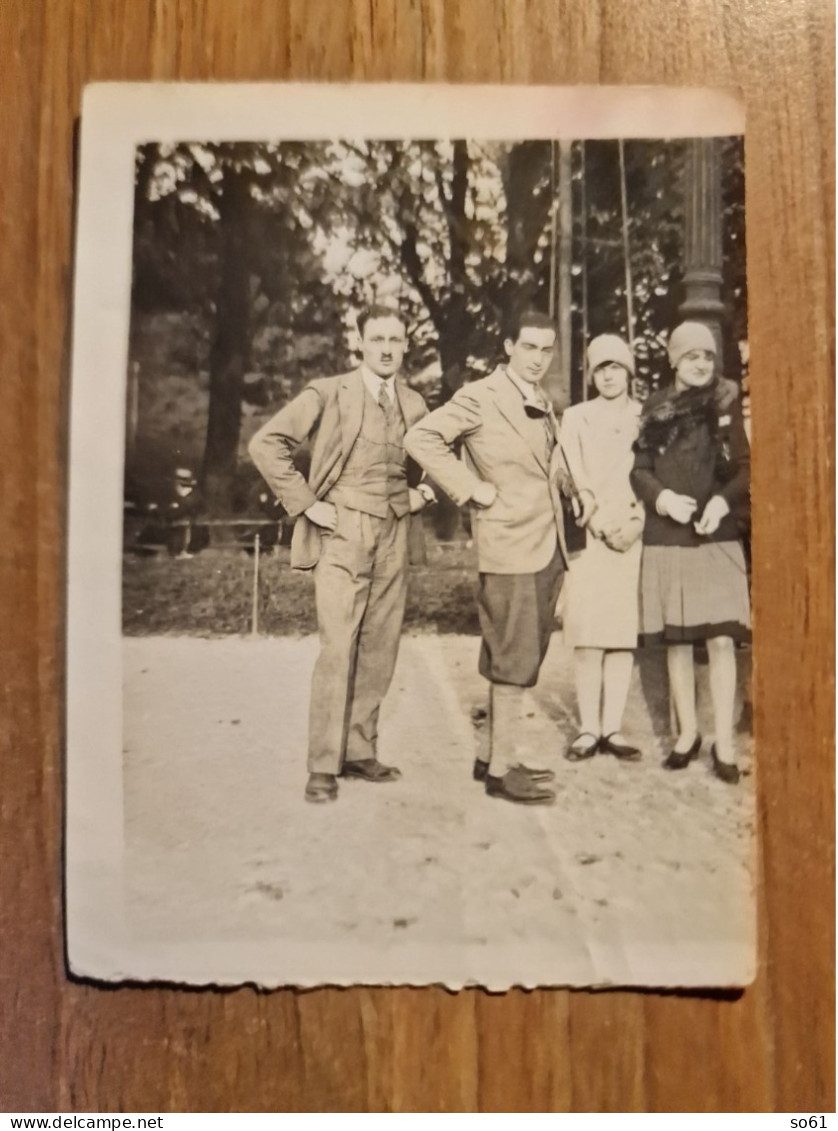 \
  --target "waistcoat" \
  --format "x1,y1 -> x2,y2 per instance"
327,387 -> 410,518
